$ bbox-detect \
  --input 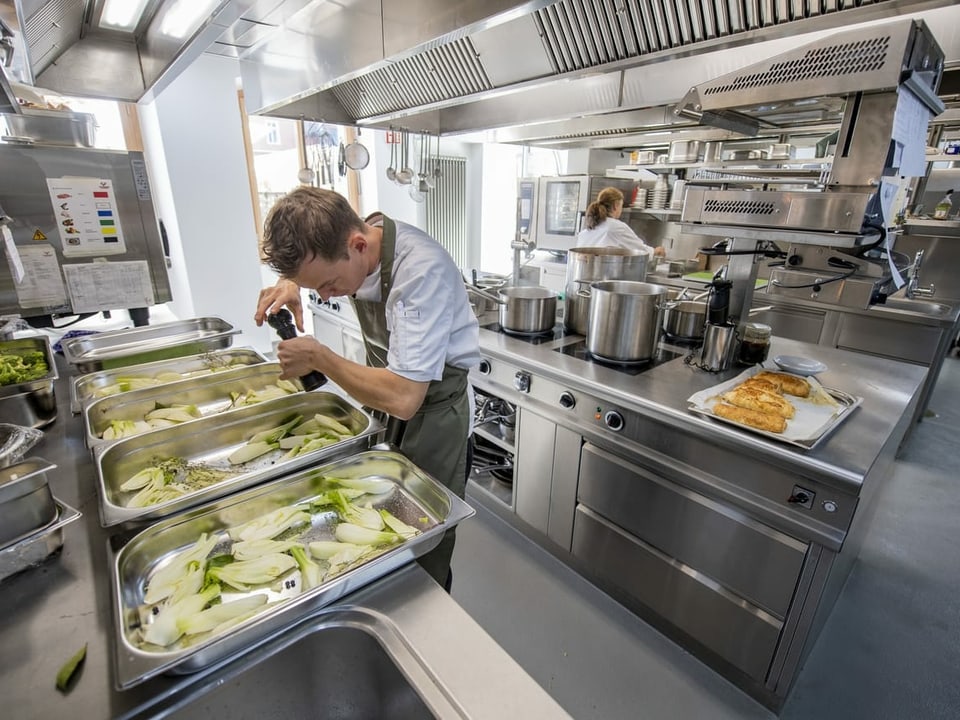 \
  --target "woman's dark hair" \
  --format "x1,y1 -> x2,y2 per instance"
262,187 -> 362,277
584,187 -> 624,230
